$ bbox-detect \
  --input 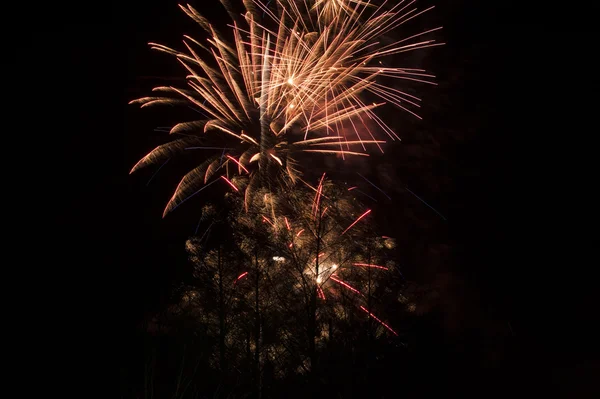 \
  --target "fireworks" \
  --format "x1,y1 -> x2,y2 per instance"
224,174 -> 399,340
311,0 -> 374,23
129,0 -> 441,216
130,1 -> 443,378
